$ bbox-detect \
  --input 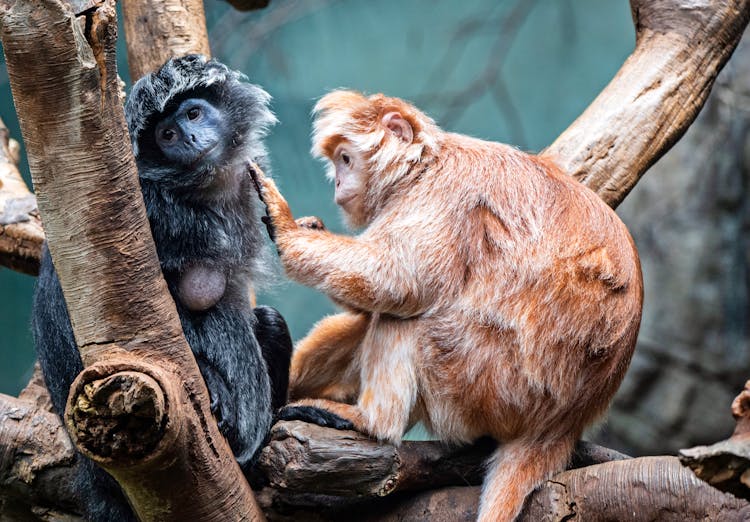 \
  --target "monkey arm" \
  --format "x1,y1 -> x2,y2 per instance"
252,169 -> 432,317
